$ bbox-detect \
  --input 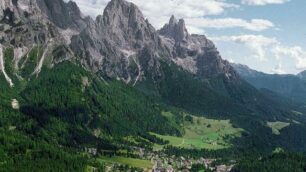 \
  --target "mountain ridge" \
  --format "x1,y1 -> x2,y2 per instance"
232,63 -> 306,103
1,0 -> 306,171
0,0 -> 240,87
